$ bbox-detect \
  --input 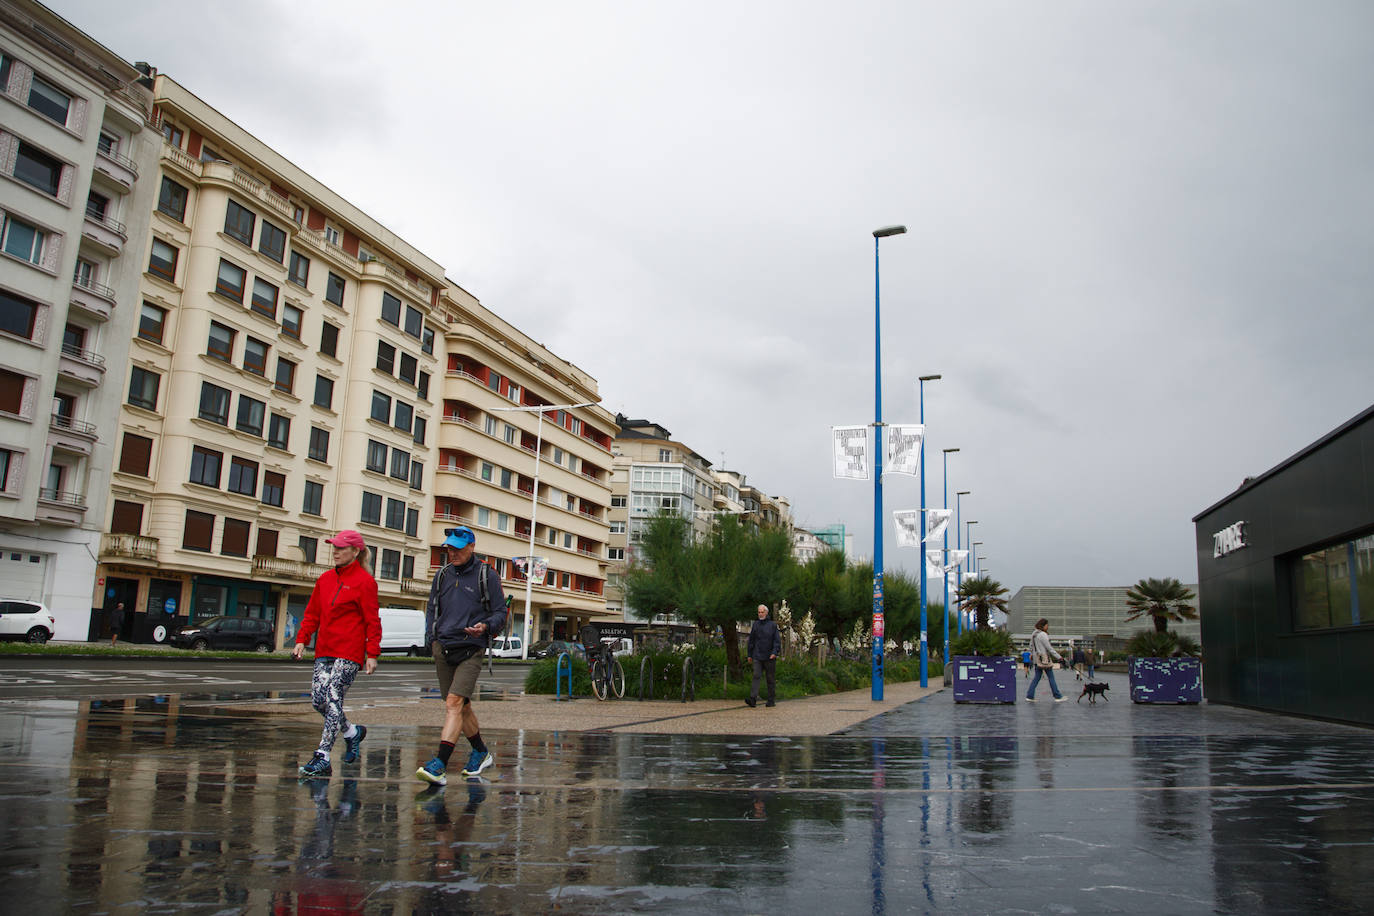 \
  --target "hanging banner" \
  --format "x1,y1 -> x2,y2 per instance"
512,556 -> 549,580
925,508 -> 952,542
832,426 -> 869,479
885,424 -> 923,477
893,510 -> 922,547
946,549 -> 968,569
